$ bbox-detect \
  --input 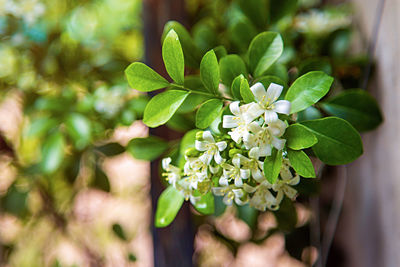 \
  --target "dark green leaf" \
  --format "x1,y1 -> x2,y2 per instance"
240,78 -> 255,103
112,223 -> 127,241
125,62 -> 169,92
162,30 -> 185,85
284,124 -> 318,150
166,113 -> 195,132
96,143 -> 125,157
287,149 -> 316,178
143,90 -> 190,127
219,55 -> 248,87
127,136 -> 168,161
193,192 -> 215,215
155,186 -> 184,227
285,71 -> 334,114
237,204 -> 258,229
228,17 -> 258,52
273,197 -> 297,232
93,165 -> 110,192
248,32 -> 283,77
196,99 -> 223,129
320,89 -> 383,132
269,0 -> 298,23
263,149 -> 282,184
237,0 -> 268,28
200,50 -> 220,94
301,117 -> 363,165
